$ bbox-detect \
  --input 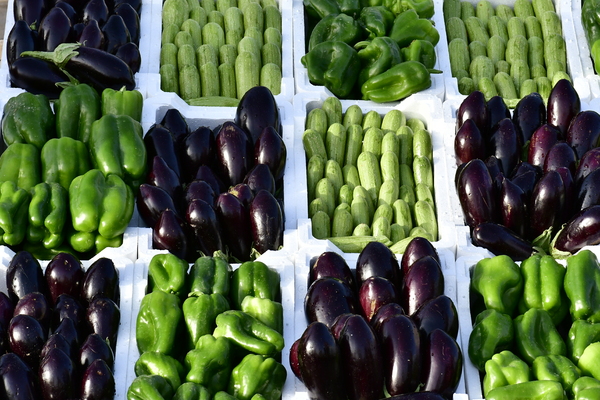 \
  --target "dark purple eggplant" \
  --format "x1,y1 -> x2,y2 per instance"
144,124 -> 180,177
0,292 -> 14,330
530,170 -> 565,239
512,92 -> 546,145
86,297 -> 120,352
527,123 -> 560,169
454,118 -> 486,166
485,155 -> 504,194
51,294 -> 85,332
547,78 -> 581,139
297,322 -> 345,400
235,86 -> 280,144
511,169 -> 538,203
0,316 -> 7,355
114,42 -> 141,74
309,251 -> 355,290
412,294 -> 458,339
79,333 -> 114,371
254,126 -> 287,181
0,352 -> 40,400
577,168 -> 600,210
472,222 -> 535,261
147,155 -> 183,204
41,333 -> 76,364
153,209 -> 190,261
6,251 -> 48,304
9,314 -> 47,369
500,176 -> 528,238
13,0 -> 46,26
304,277 -> 357,328
45,252 -> 84,305
137,183 -> 179,227
358,276 -> 399,323
13,292 -> 51,333
216,192 -> 252,261
54,1 -> 77,23
80,359 -> 115,400
244,164 -> 276,194
370,302 -> 405,332
78,19 -> 105,49
289,338 -> 302,381
566,110 -> 600,159
486,95 -> 511,133
556,166 -> 576,218
186,198 -> 224,256
334,314 -> 384,400
249,189 -> 283,254
488,118 -> 520,175
420,329 -> 463,397
553,205 -> 600,253
575,147 -> 600,185
81,258 -> 119,306
378,314 -> 421,395
82,0 -> 109,25
161,108 -> 189,140
178,126 -> 214,183
185,180 -> 217,206
400,236 -> 440,277
356,241 -> 401,289
543,141 -> 577,175
101,14 -> 130,54
229,183 -> 255,208
195,165 -> 226,194
9,57 -> 69,99
456,158 -> 498,228
6,20 -> 37,67
216,121 -> 253,187
73,22 -> 86,40
401,255 -> 444,316
39,348 -> 75,400
455,90 -> 488,135
53,317 -> 80,349
115,2 -> 140,44
37,7 -> 73,51
115,0 -> 141,12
